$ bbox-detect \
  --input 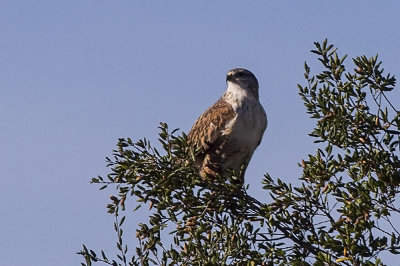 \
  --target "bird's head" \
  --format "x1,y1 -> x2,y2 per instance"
226,68 -> 259,99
